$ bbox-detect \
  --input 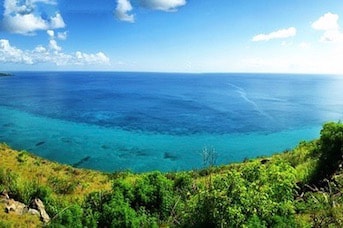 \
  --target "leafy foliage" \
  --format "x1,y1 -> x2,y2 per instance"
316,122 -> 343,179
183,161 -> 297,227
